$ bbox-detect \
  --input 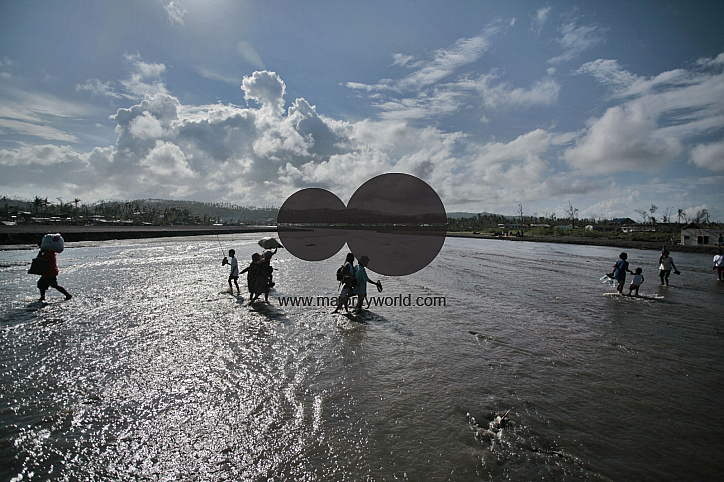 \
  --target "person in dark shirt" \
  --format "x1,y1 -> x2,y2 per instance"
38,249 -> 72,301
